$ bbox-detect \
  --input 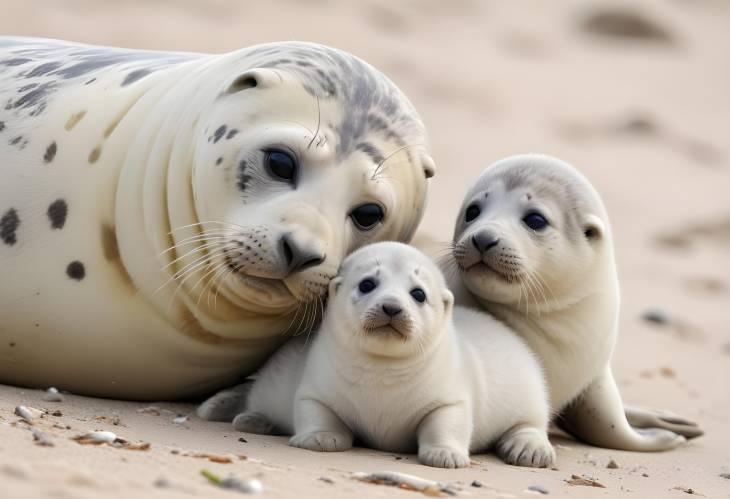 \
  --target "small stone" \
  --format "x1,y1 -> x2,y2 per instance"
319,477 -> 334,484
642,310 -> 670,325
607,459 -> 620,469
14,406 -> 34,422
154,477 -> 171,488
51,410 -> 63,417
471,480 -> 483,488
720,473 -> 730,479
528,485 -> 549,495
642,473 -> 649,477
42,387 -> 64,402
659,367 -> 676,378
238,437 -> 247,443
31,428 -> 54,447
172,415 -> 188,424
